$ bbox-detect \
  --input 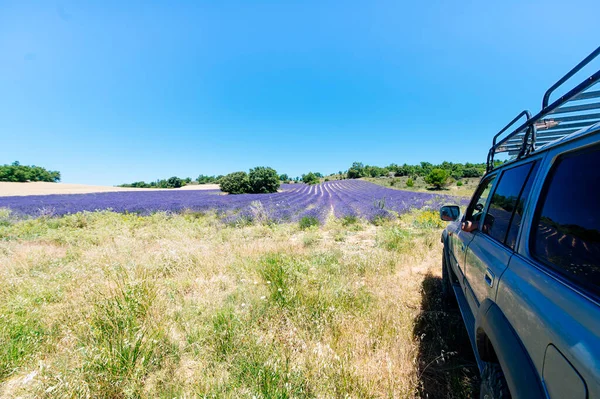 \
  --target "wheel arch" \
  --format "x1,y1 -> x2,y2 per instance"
475,299 -> 546,399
